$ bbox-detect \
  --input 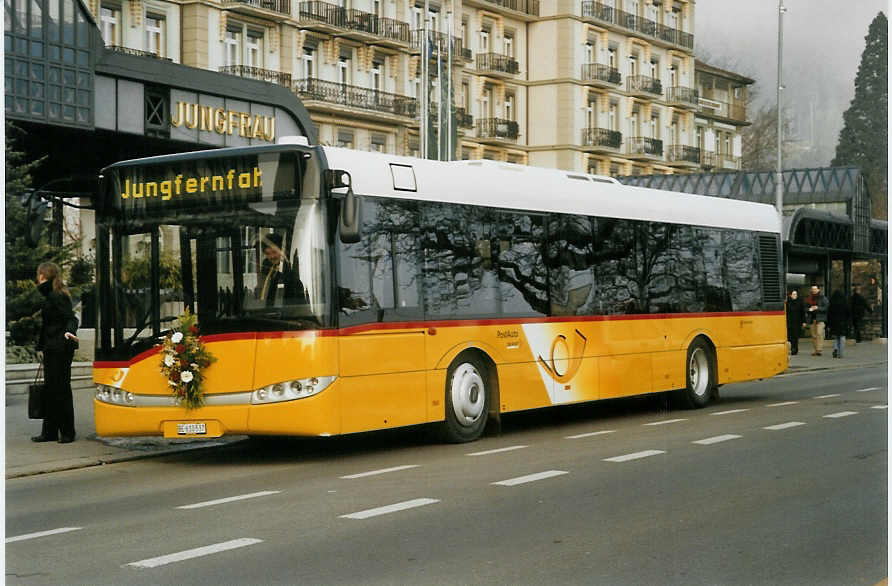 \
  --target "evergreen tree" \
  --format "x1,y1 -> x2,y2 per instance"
832,12 -> 888,220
